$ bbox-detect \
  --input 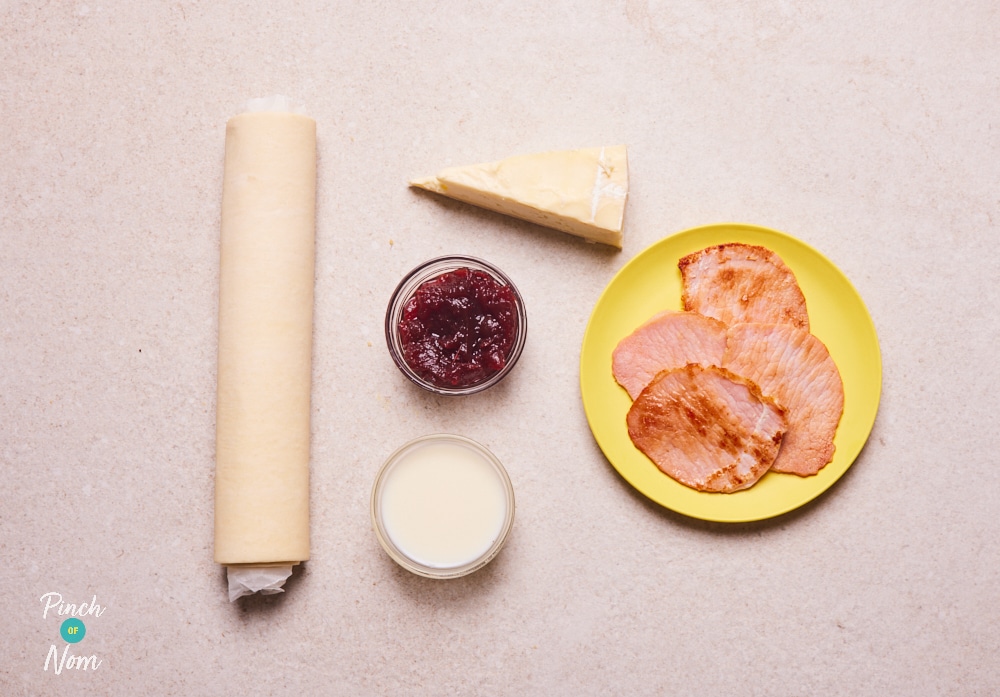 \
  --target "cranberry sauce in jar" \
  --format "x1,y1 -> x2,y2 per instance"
385,257 -> 527,395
